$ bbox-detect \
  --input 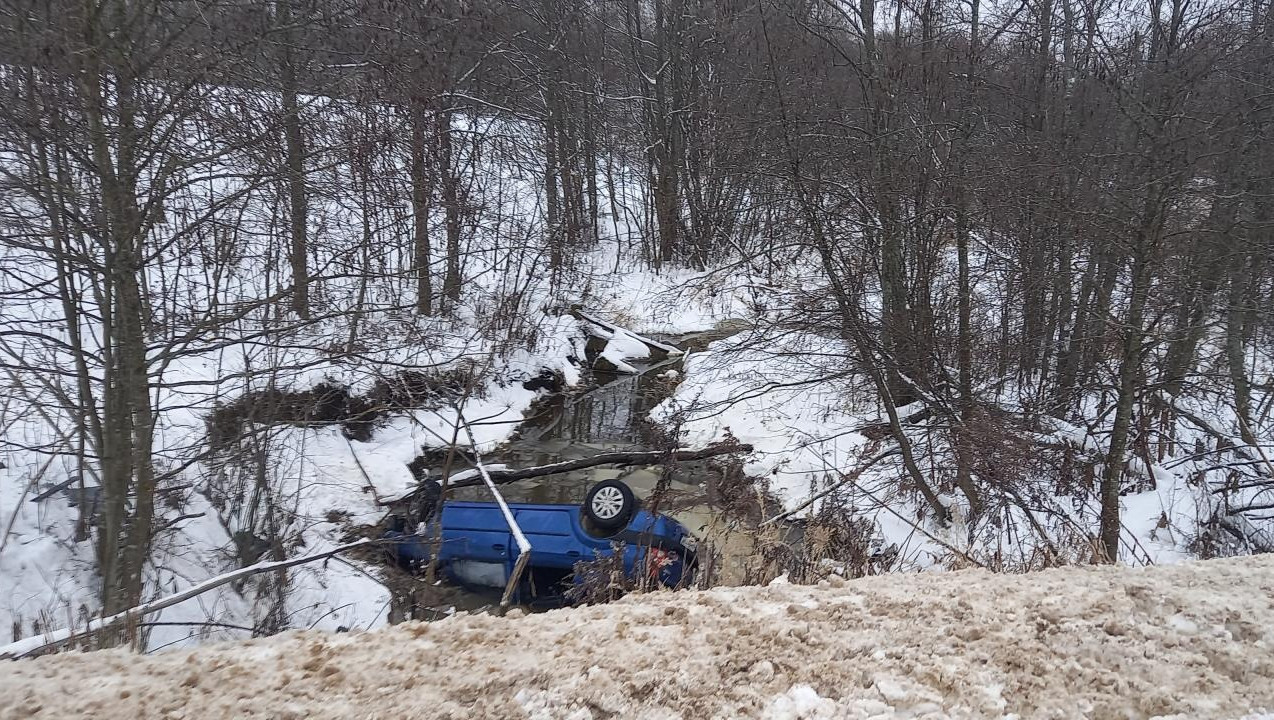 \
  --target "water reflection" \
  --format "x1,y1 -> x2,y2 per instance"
443,325 -> 771,587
